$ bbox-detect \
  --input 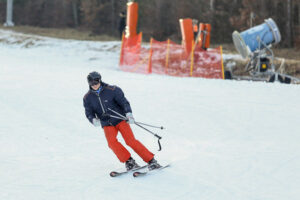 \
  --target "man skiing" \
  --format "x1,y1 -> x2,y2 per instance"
118,11 -> 126,39
83,71 -> 161,171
